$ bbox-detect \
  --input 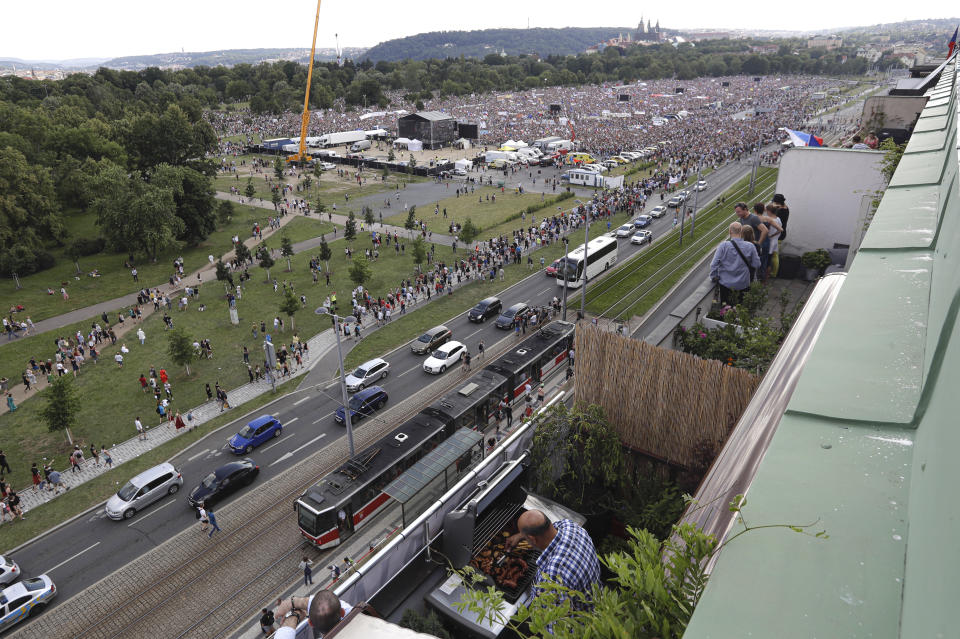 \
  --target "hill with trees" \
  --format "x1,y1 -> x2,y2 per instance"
363,27 -> 629,61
